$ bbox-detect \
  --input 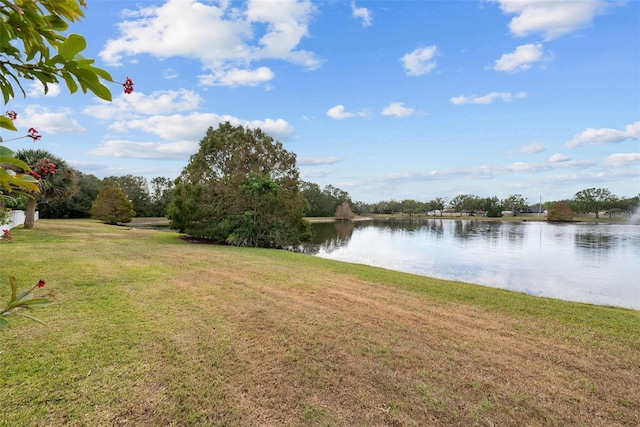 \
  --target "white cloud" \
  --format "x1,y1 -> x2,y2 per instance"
451,91 -> 527,105
26,81 -> 61,98
298,157 -> 341,166
163,68 -> 179,79
549,153 -> 570,163
603,153 -> 640,167
381,102 -> 415,117
99,0 -> 320,87
19,105 -> 84,134
199,66 -> 275,87
351,1 -> 372,27
507,162 -> 547,173
518,143 -> 545,154
111,112 -> 294,142
401,45 -> 437,76
494,0 -> 615,40
566,121 -> 640,148
83,89 -> 203,120
90,140 -> 198,159
326,105 -> 367,120
494,43 -> 546,73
